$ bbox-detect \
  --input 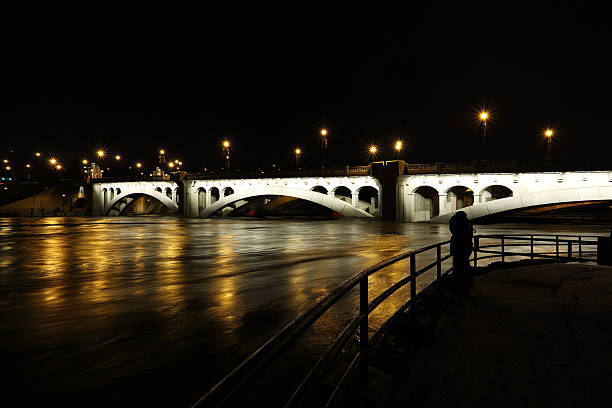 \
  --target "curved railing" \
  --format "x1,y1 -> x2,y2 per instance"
192,234 -> 601,407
